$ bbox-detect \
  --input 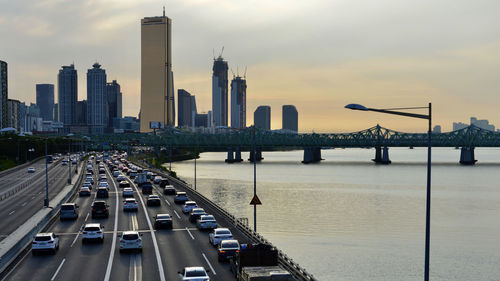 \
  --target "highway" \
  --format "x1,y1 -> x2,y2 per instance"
2,158 -> 253,281
0,159 -> 76,241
